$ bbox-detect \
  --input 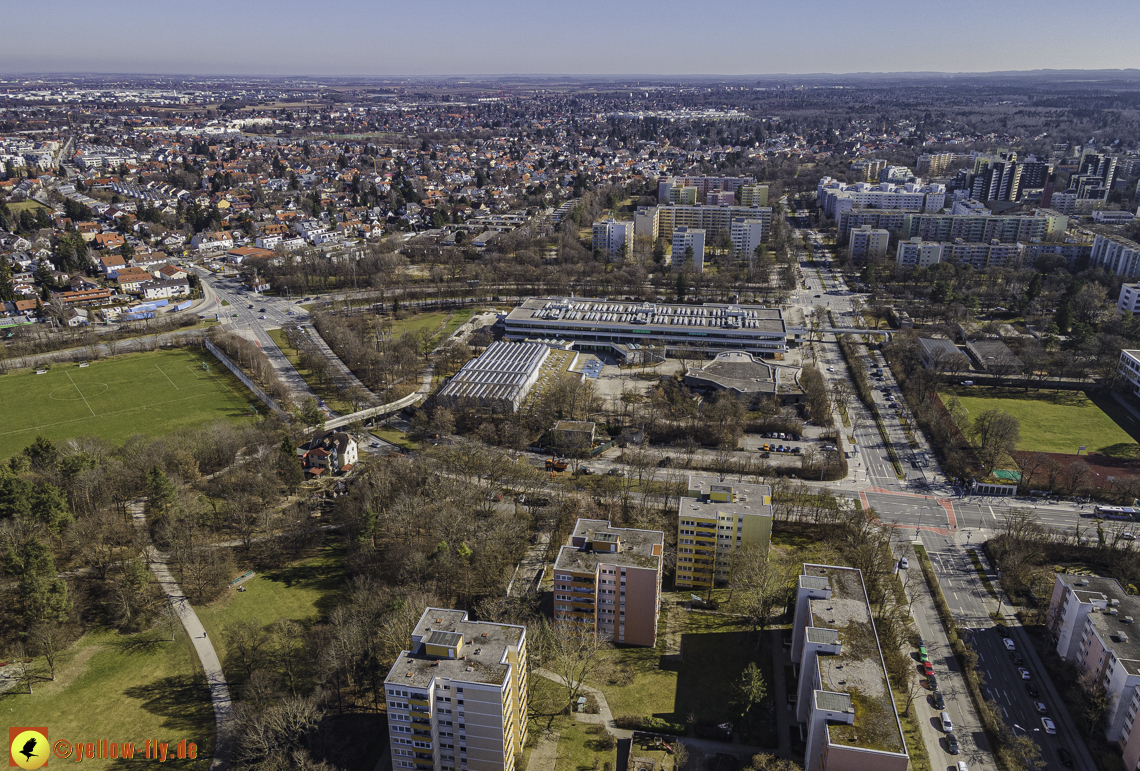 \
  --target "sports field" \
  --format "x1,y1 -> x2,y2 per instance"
939,387 -> 1139,456
0,348 -> 255,459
